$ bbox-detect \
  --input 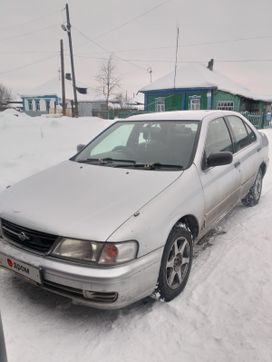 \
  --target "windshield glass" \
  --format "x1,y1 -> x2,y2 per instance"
74,120 -> 200,170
